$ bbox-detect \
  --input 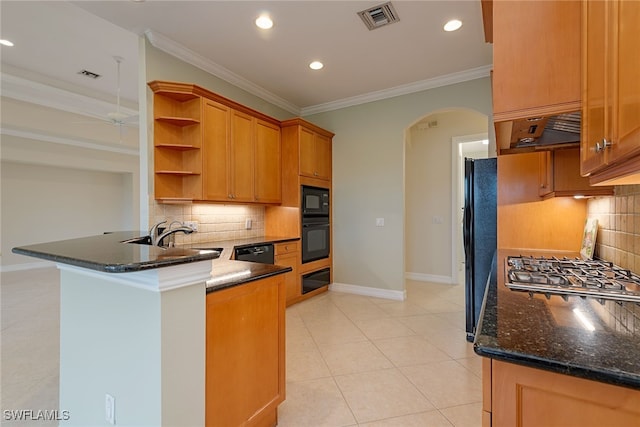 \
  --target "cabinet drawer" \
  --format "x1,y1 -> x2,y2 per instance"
275,242 -> 298,256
